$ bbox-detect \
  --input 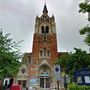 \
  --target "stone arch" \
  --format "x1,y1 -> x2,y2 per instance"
39,23 -> 51,34
38,62 -> 53,77
45,26 -> 49,33
41,26 -> 44,33
38,62 -> 53,88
